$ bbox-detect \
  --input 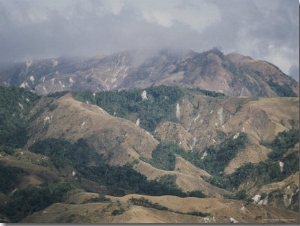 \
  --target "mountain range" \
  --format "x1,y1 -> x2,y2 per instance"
0,48 -> 298,223
0,48 -> 298,97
